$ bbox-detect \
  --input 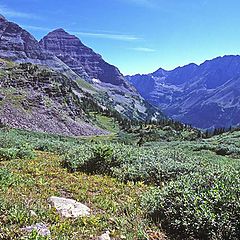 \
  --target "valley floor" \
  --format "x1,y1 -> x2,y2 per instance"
0,127 -> 239,239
